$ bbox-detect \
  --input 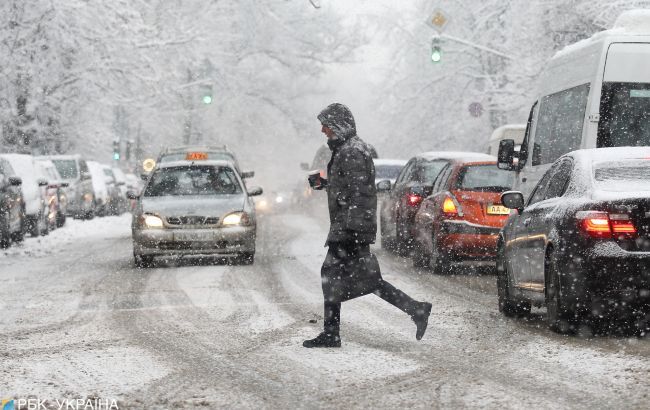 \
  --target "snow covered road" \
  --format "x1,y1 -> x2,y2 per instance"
1,212 -> 649,409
